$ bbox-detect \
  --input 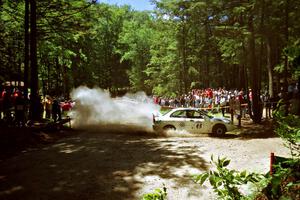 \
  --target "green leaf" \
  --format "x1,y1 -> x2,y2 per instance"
193,173 -> 209,185
199,173 -> 209,185
209,175 -> 216,186
223,159 -> 231,167
240,170 -> 246,178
